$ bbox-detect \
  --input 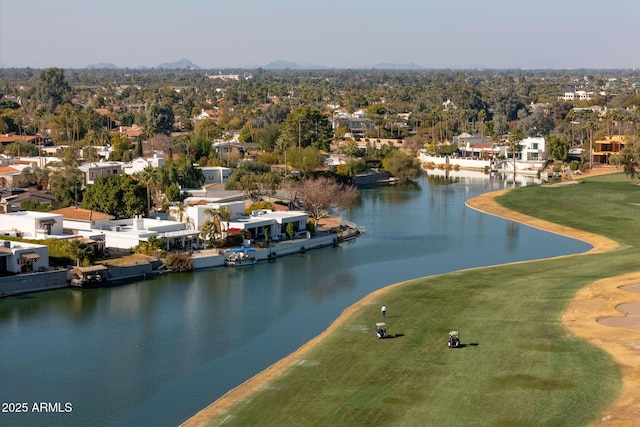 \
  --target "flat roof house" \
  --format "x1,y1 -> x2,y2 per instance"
78,161 -> 124,186
199,166 -> 233,185
0,240 -> 49,274
0,211 -> 64,239
228,209 -> 308,241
